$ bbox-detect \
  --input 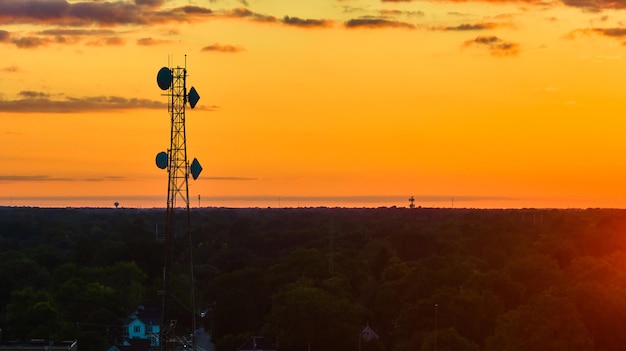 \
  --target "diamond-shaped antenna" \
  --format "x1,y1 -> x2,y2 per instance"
188,86 -> 200,109
190,158 -> 203,180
